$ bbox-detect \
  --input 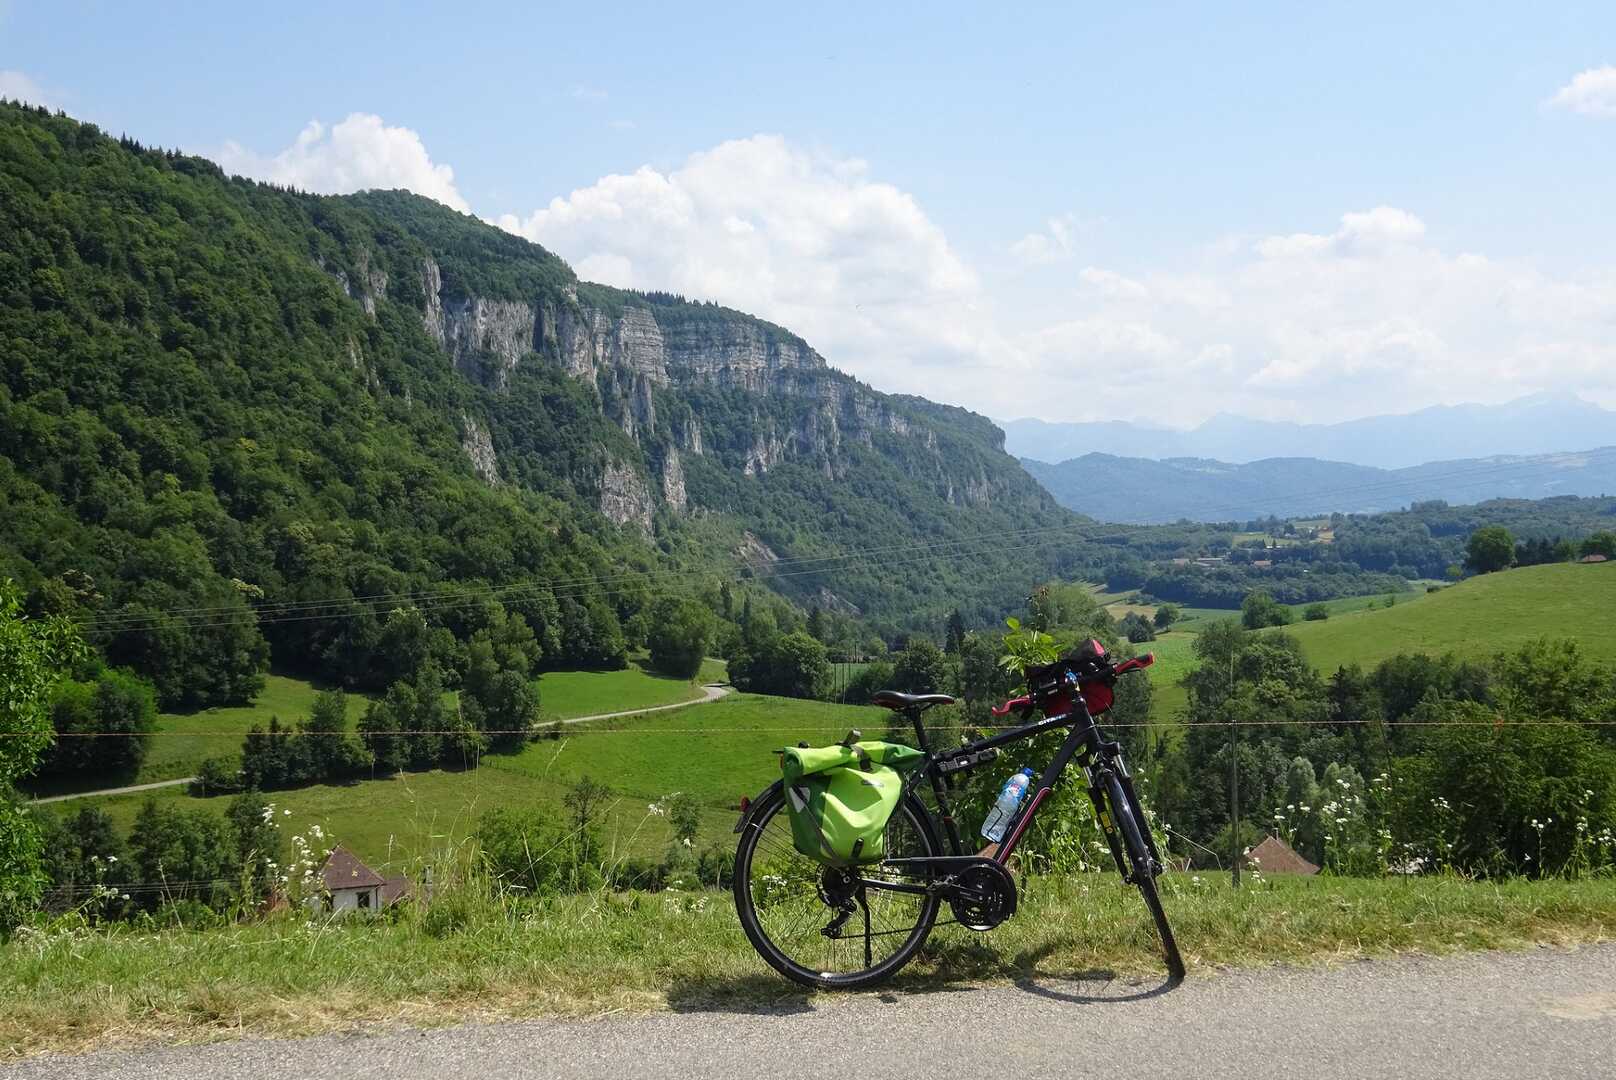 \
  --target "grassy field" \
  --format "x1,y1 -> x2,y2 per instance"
97,690 -> 870,857
1281,562 -> 1616,672
54,658 -> 727,793
138,676 -> 370,785
535,657 -> 722,721
489,693 -> 884,808
80,756 -> 742,873
4,873 -> 1612,1057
